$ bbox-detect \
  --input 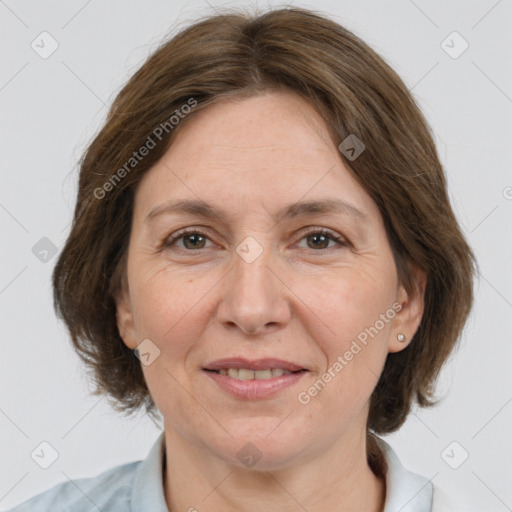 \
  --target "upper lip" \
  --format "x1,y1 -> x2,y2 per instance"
204,358 -> 307,372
